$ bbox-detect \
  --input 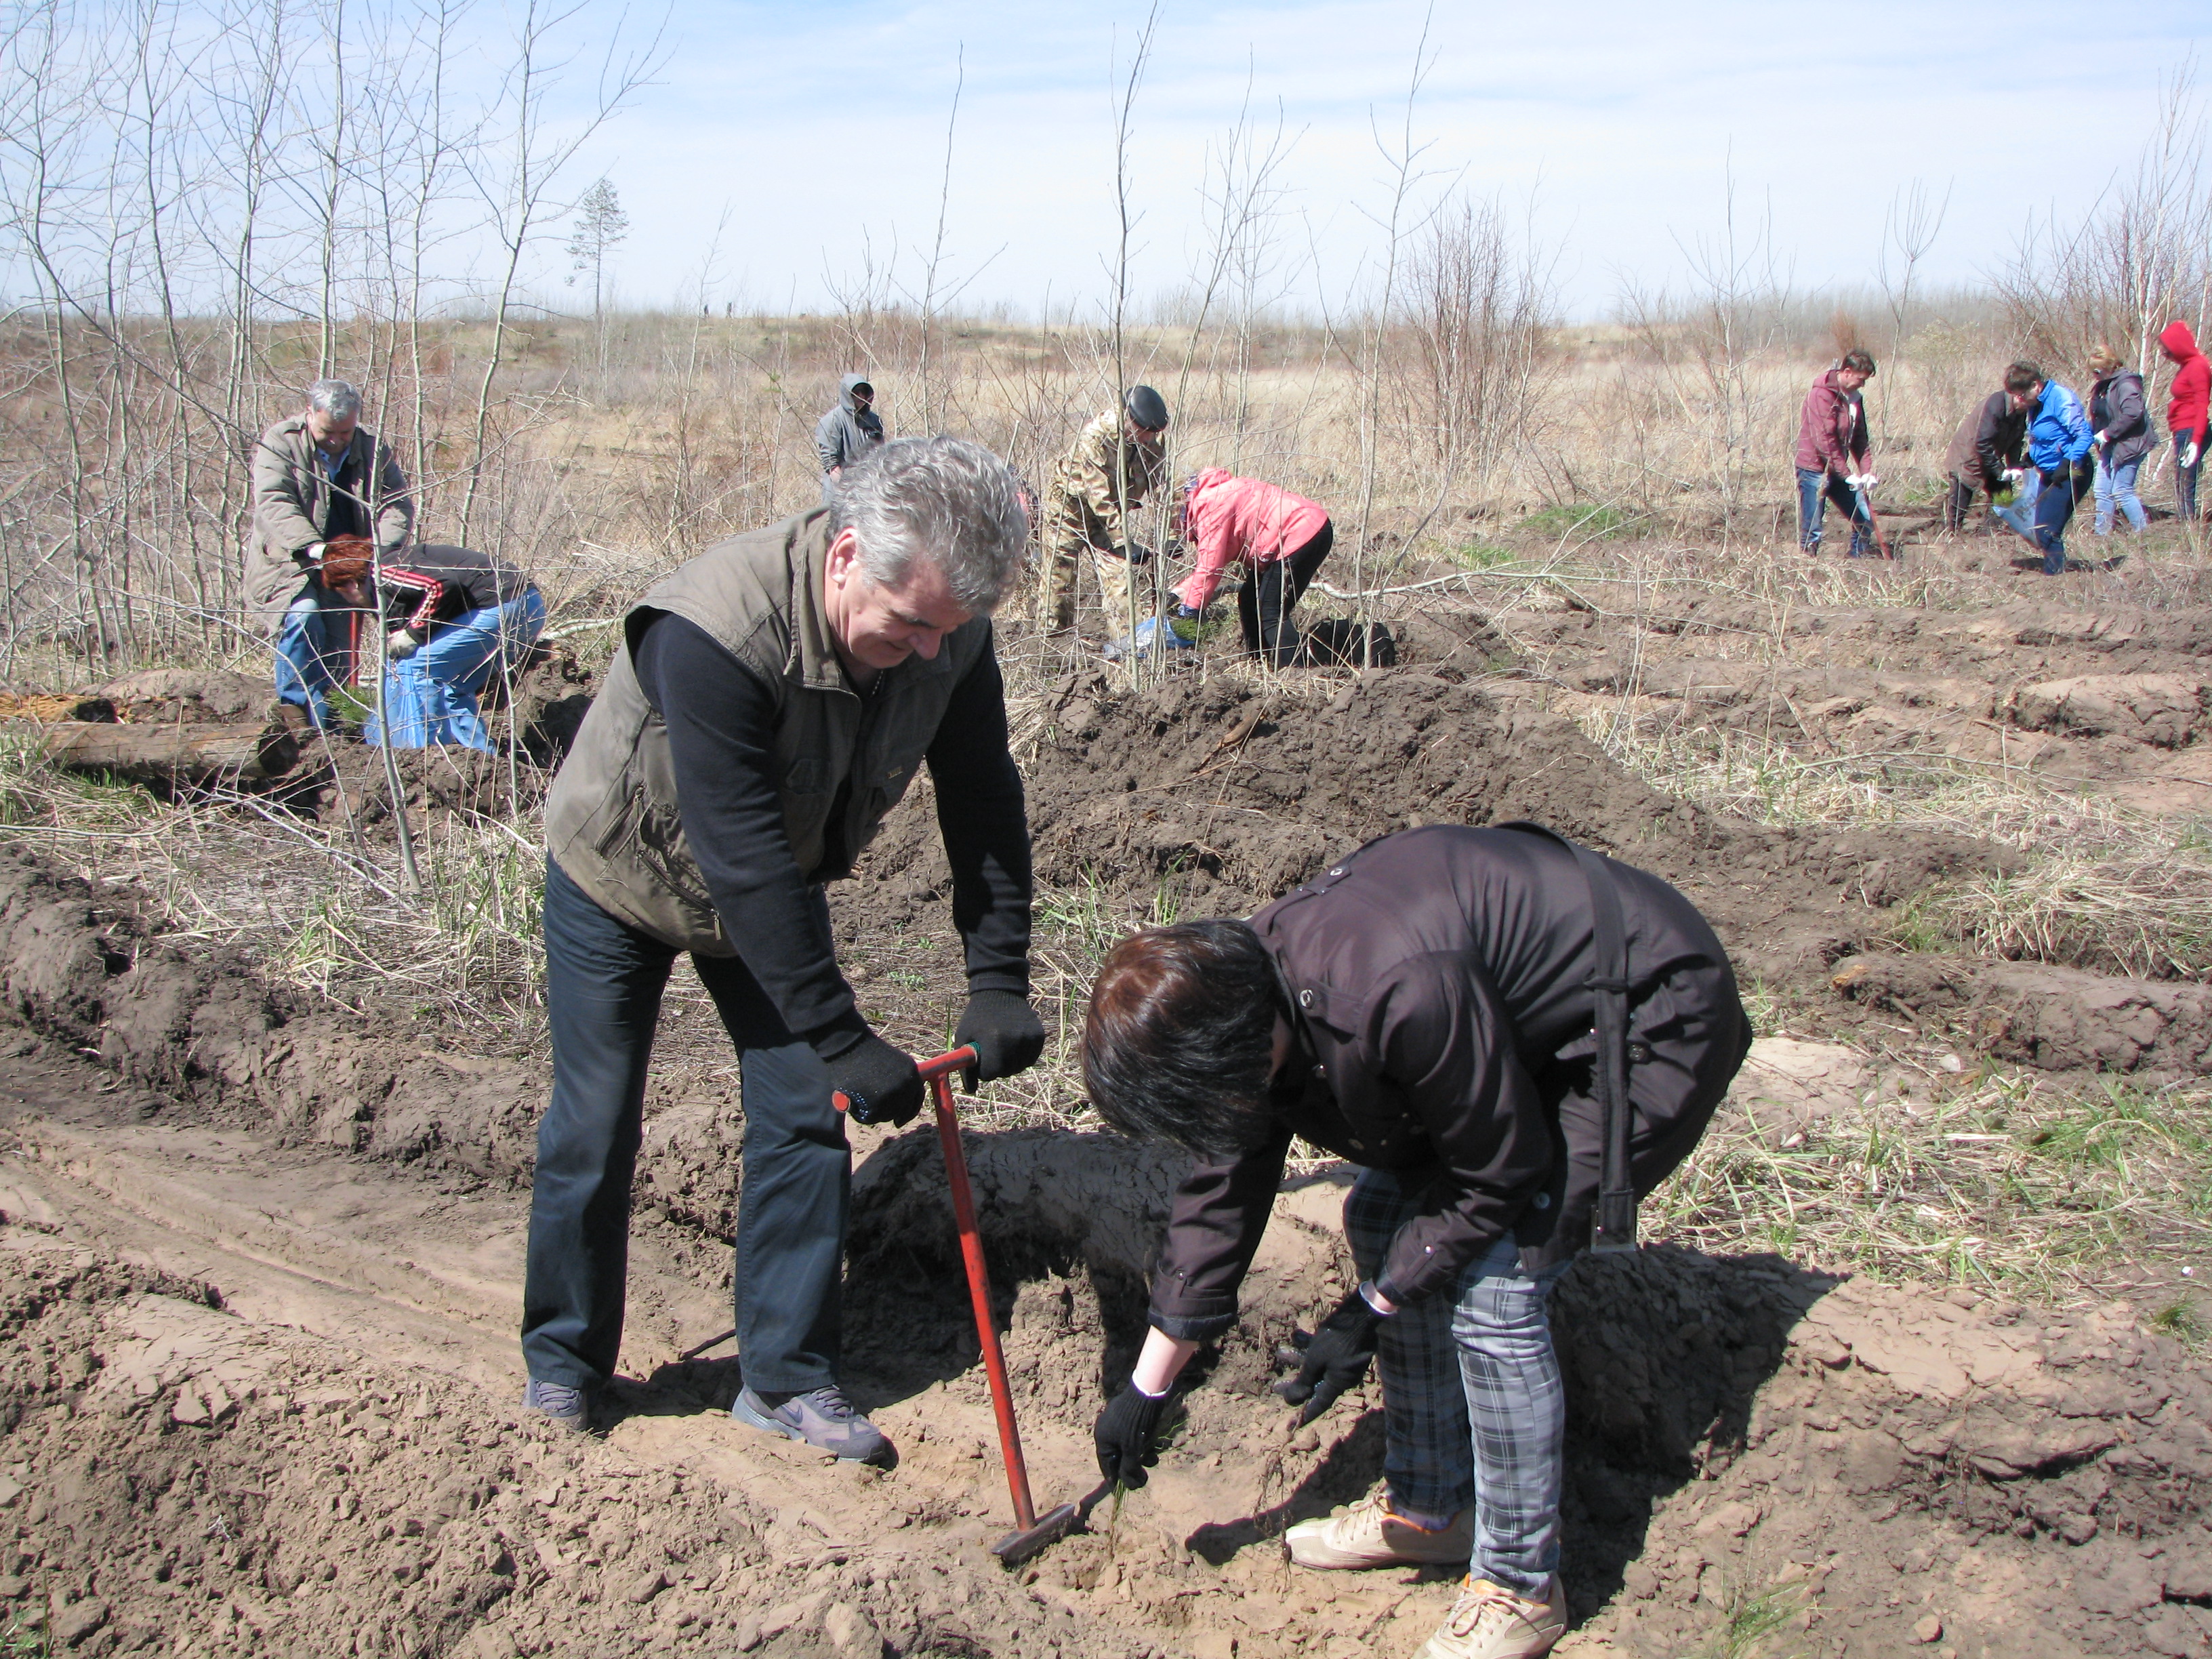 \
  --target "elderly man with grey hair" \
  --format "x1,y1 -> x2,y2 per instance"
248,378 -> 413,726
525,436 -> 1044,1459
